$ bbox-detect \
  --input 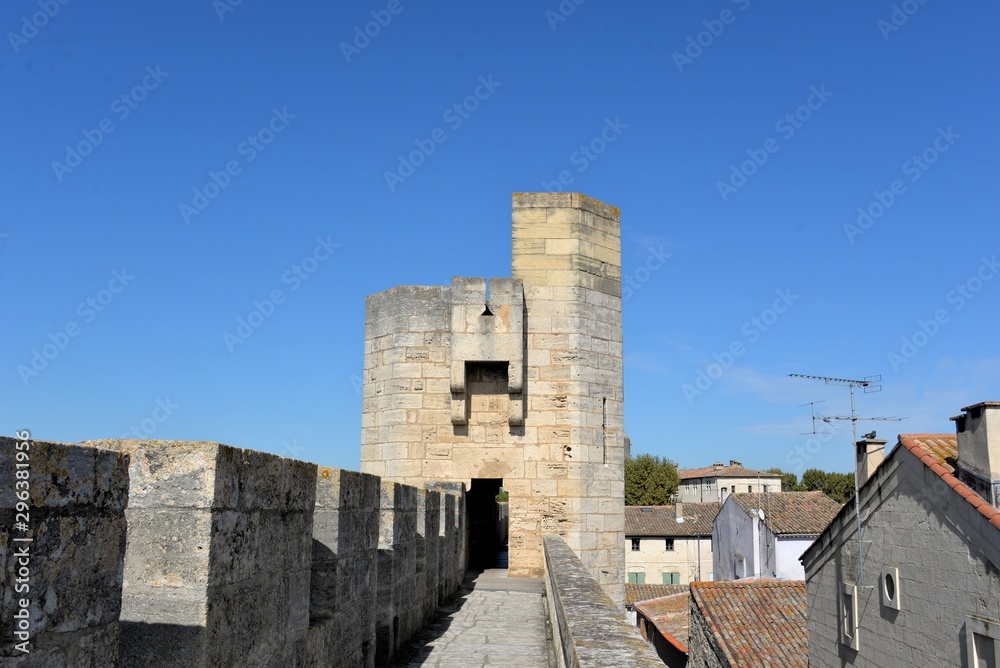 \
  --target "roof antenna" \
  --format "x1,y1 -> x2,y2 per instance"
789,373 -> 906,588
